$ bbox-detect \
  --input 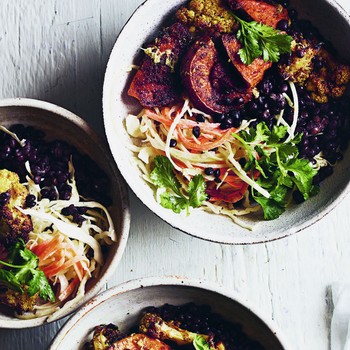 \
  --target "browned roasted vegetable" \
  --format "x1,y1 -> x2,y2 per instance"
176,0 -> 238,35
278,30 -> 350,103
140,313 -> 226,350
222,34 -> 272,87
227,0 -> 289,29
86,324 -> 125,350
278,35 -> 320,85
181,36 -> 251,114
0,169 -> 33,246
305,48 -> 350,103
128,22 -> 191,108
109,333 -> 172,350
0,286 -> 38,313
